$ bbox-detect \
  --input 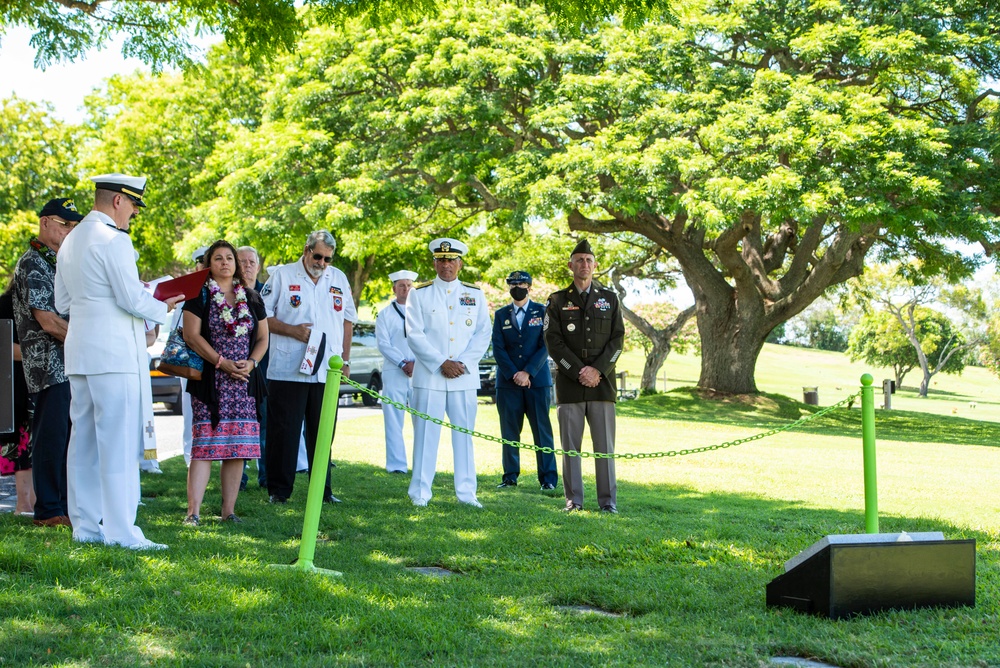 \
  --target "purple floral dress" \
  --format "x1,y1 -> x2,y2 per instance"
190,301 -> 260,460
